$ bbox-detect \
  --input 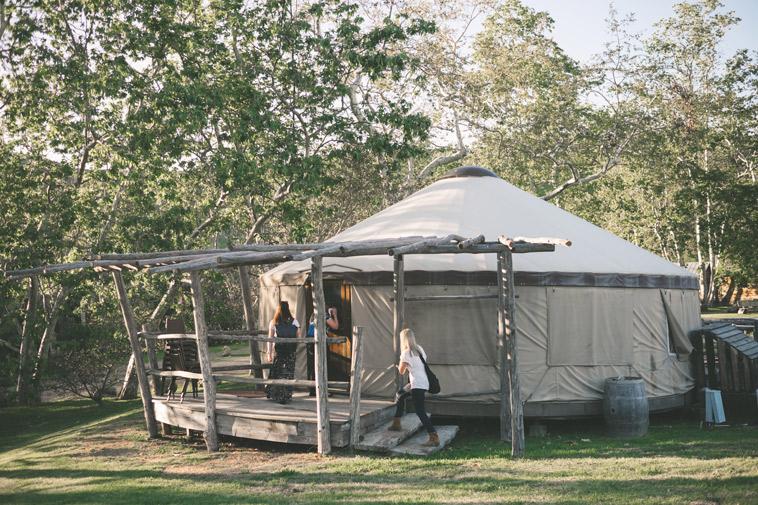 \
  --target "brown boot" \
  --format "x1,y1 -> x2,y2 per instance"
422,432 -> 440,447
387,417 -> 402,431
